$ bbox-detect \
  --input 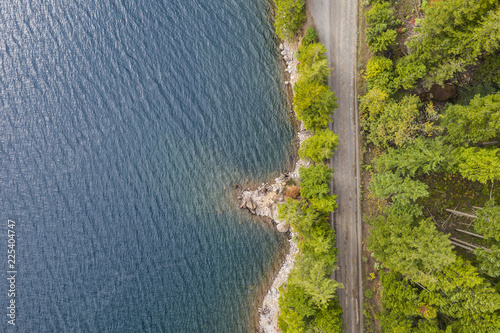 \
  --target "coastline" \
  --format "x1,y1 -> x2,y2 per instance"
239,36 -> 311,332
